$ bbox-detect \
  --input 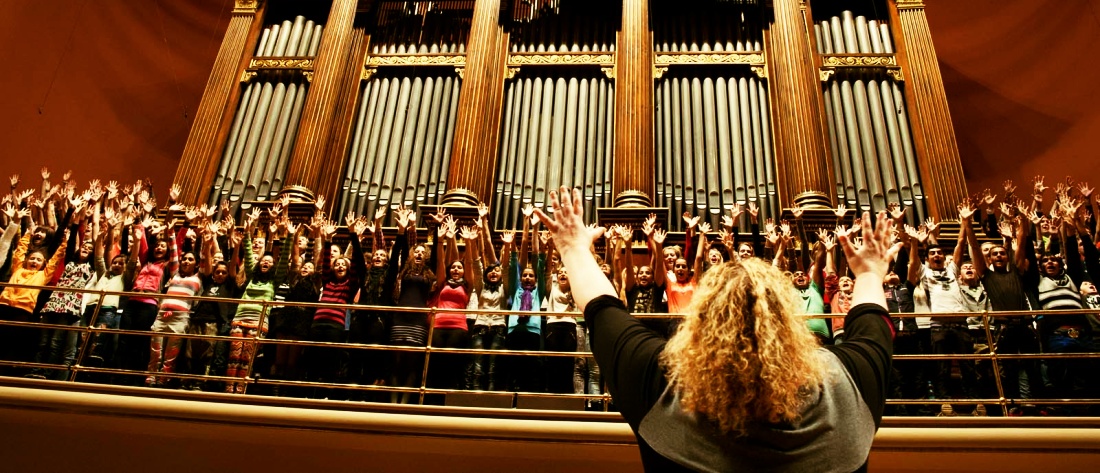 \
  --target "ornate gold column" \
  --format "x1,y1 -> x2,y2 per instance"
766,0 -> 834,208
173,0 -> 265,205
611,0 -> 654,208
282,0 -> 358,193
441,0 -> 507,207
312,24 -> 370,204
892,0 -> 967,219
